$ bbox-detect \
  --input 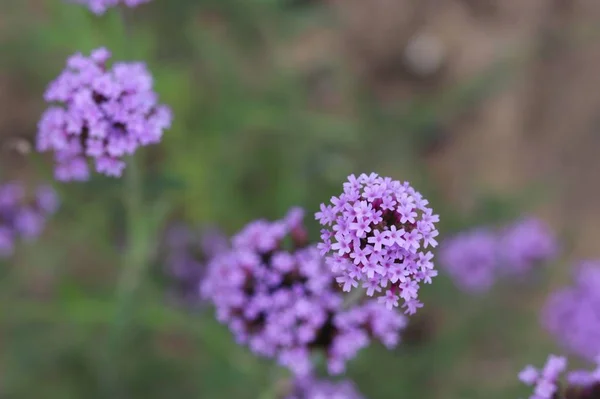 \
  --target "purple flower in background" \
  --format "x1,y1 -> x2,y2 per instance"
285,376 -> 365,399
543,261 -> 600,363
0,182 -> 59,258
440,217 -> 558,294
519,354 -> 600,399
202,208 -> 407,376
37,48 -> 172,181
438,228 -> 498,294
71,0 -> 151,15
163,224 -> 228,307
315,173 -> 439,314
498,217 -> 558,276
